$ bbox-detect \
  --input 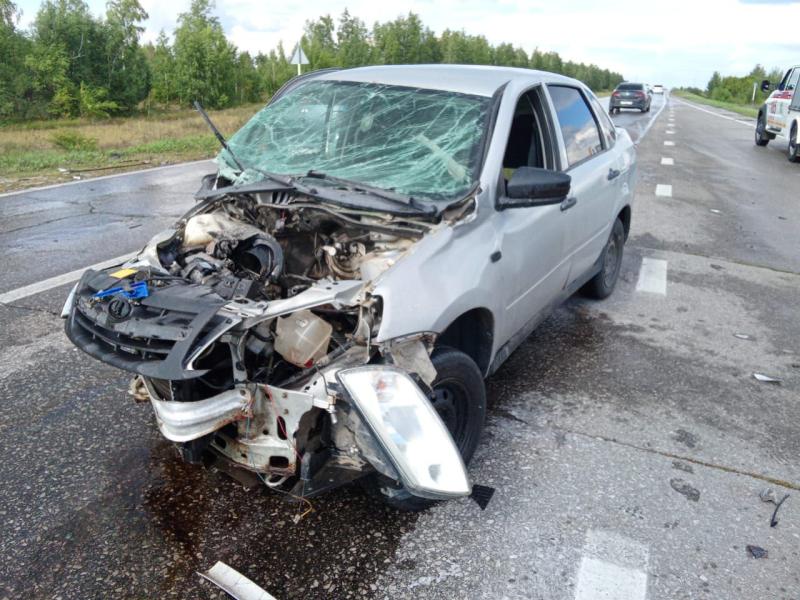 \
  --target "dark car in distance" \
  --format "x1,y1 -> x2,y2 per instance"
609,82 -> 651,114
